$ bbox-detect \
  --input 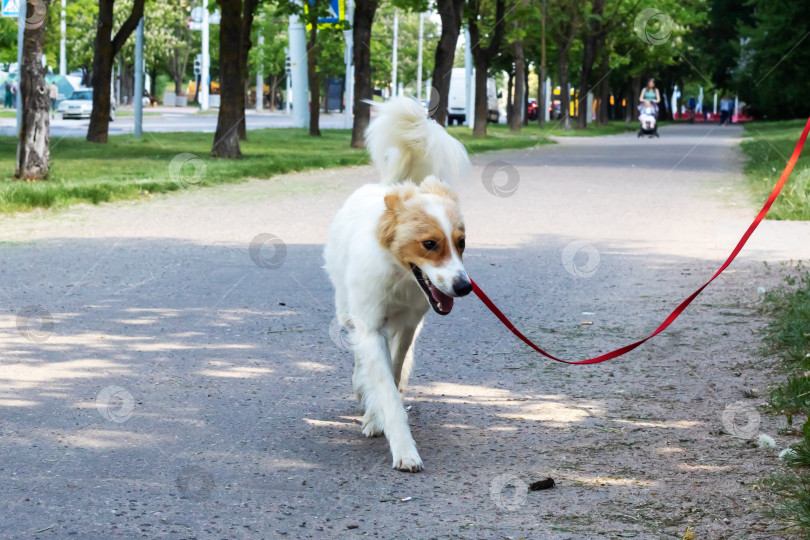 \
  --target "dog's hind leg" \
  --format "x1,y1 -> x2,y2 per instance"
353,331 -> 423,472
392,320 -> 423,400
